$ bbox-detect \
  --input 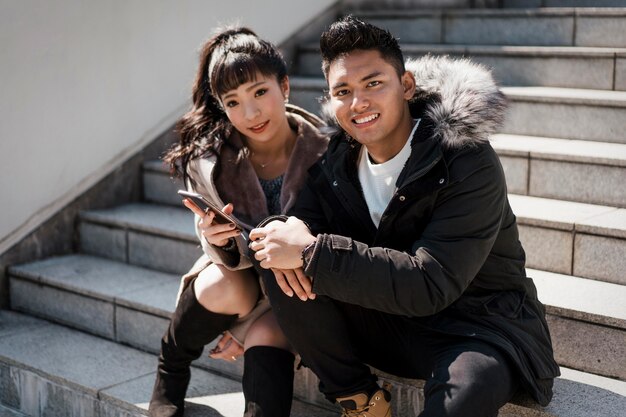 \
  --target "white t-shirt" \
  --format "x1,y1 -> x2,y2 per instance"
357,119 -> 421,227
